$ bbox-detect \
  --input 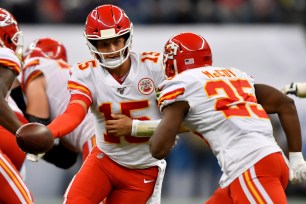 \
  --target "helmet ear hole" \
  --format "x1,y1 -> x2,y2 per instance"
170,65 -> 175,72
